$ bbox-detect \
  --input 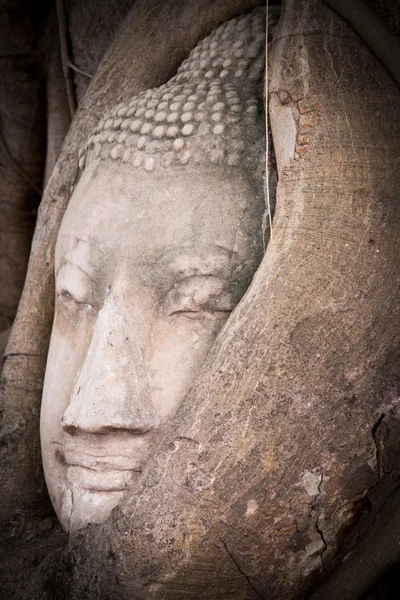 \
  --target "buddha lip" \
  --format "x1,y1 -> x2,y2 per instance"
63,448 -> 144,472
66,464 -> 139,492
